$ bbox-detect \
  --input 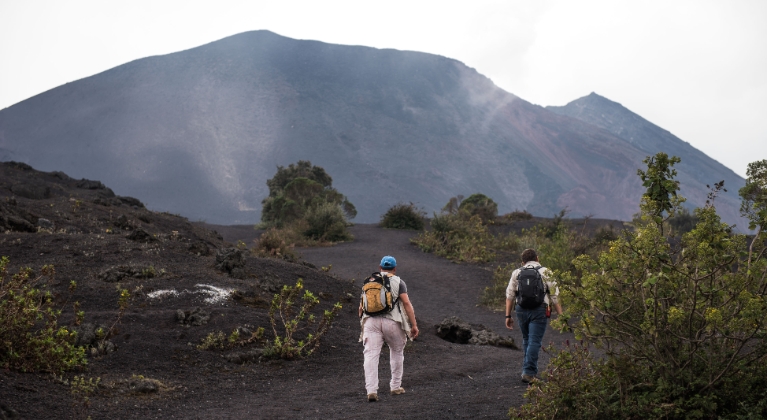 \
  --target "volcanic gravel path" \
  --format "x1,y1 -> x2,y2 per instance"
291,223 -> 575,419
